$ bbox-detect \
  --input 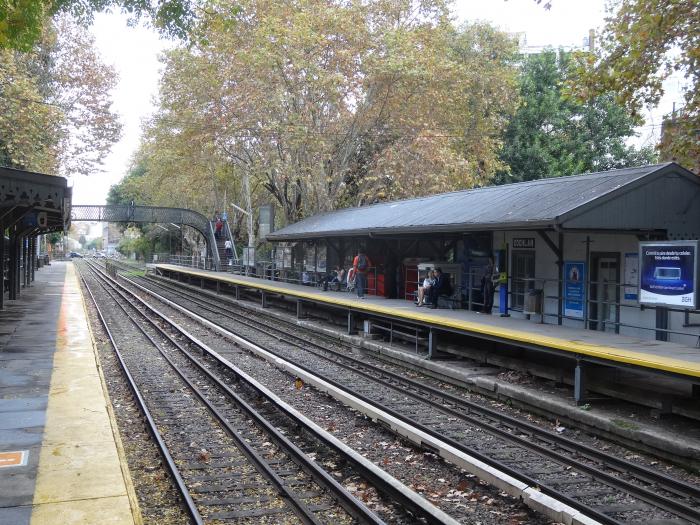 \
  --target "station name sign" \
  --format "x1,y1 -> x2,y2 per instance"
512,238 -> 535,249
639,240 -> 698,309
